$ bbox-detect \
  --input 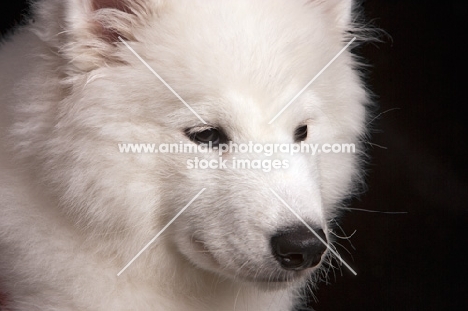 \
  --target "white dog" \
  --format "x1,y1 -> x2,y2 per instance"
0,0 -> 369,310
